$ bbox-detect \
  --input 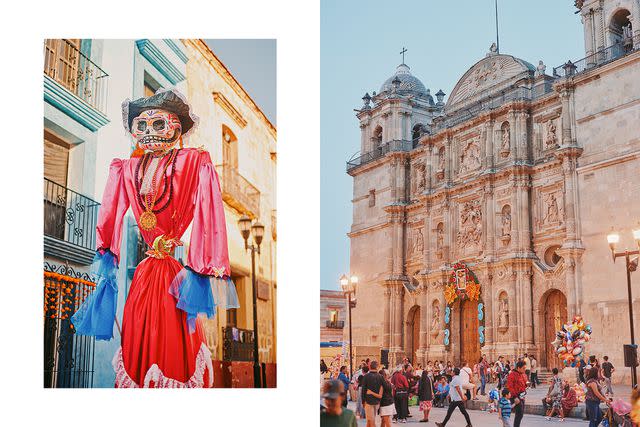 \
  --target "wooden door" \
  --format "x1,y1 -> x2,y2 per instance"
460,300 -> 480,366
411,307 -> 420,364
544,291 -> 567,369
